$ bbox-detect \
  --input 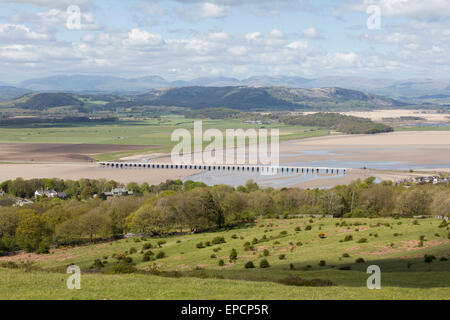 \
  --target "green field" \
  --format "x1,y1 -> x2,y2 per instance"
1,217 -> 448,300
0,115 -> 329,161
